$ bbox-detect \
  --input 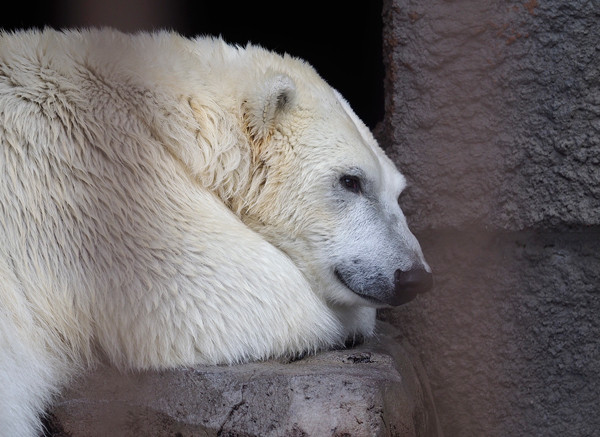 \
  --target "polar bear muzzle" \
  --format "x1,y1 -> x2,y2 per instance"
334,264 -> 433,307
